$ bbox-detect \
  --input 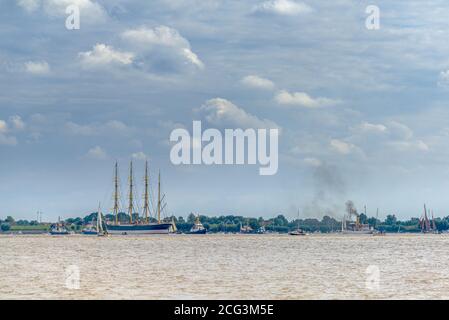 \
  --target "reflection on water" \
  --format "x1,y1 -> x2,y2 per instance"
1,234 -> 449,299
